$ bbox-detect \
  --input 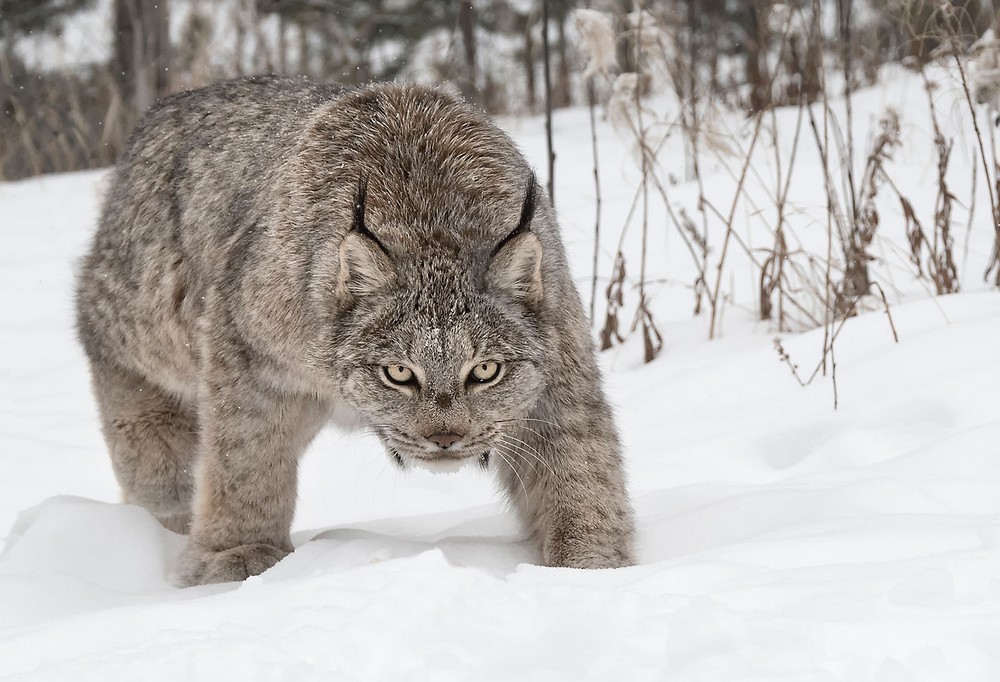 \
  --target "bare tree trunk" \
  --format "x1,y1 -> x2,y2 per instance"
687,0 -> 698,105
962,0 -> 992,41
114,0 -> 170,121
541,0 -> 555,207
299,17 -> 310,76
613,0 -> 636,75
457,1 -> 478,104
277,12 -> 287,74
803,9 -> 822,102
745,1 -> 769,112
233,0 -> 246,76
707,8 -> 721,94
555,11 -> 571,107
523,12 -> 536,111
